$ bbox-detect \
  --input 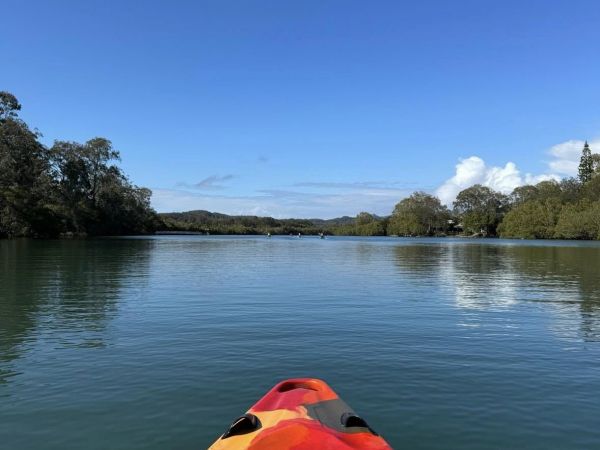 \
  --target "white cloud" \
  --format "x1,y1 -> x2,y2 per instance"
435,137 -> 600,205
483,161 -> 522,193
436,156 -> 560,205
547,140 -> 582,175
